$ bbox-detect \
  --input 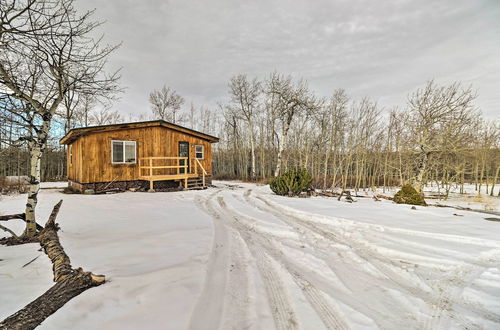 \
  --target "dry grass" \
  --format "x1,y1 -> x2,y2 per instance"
0,176 -> 29,195
460,193 -> 499,211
